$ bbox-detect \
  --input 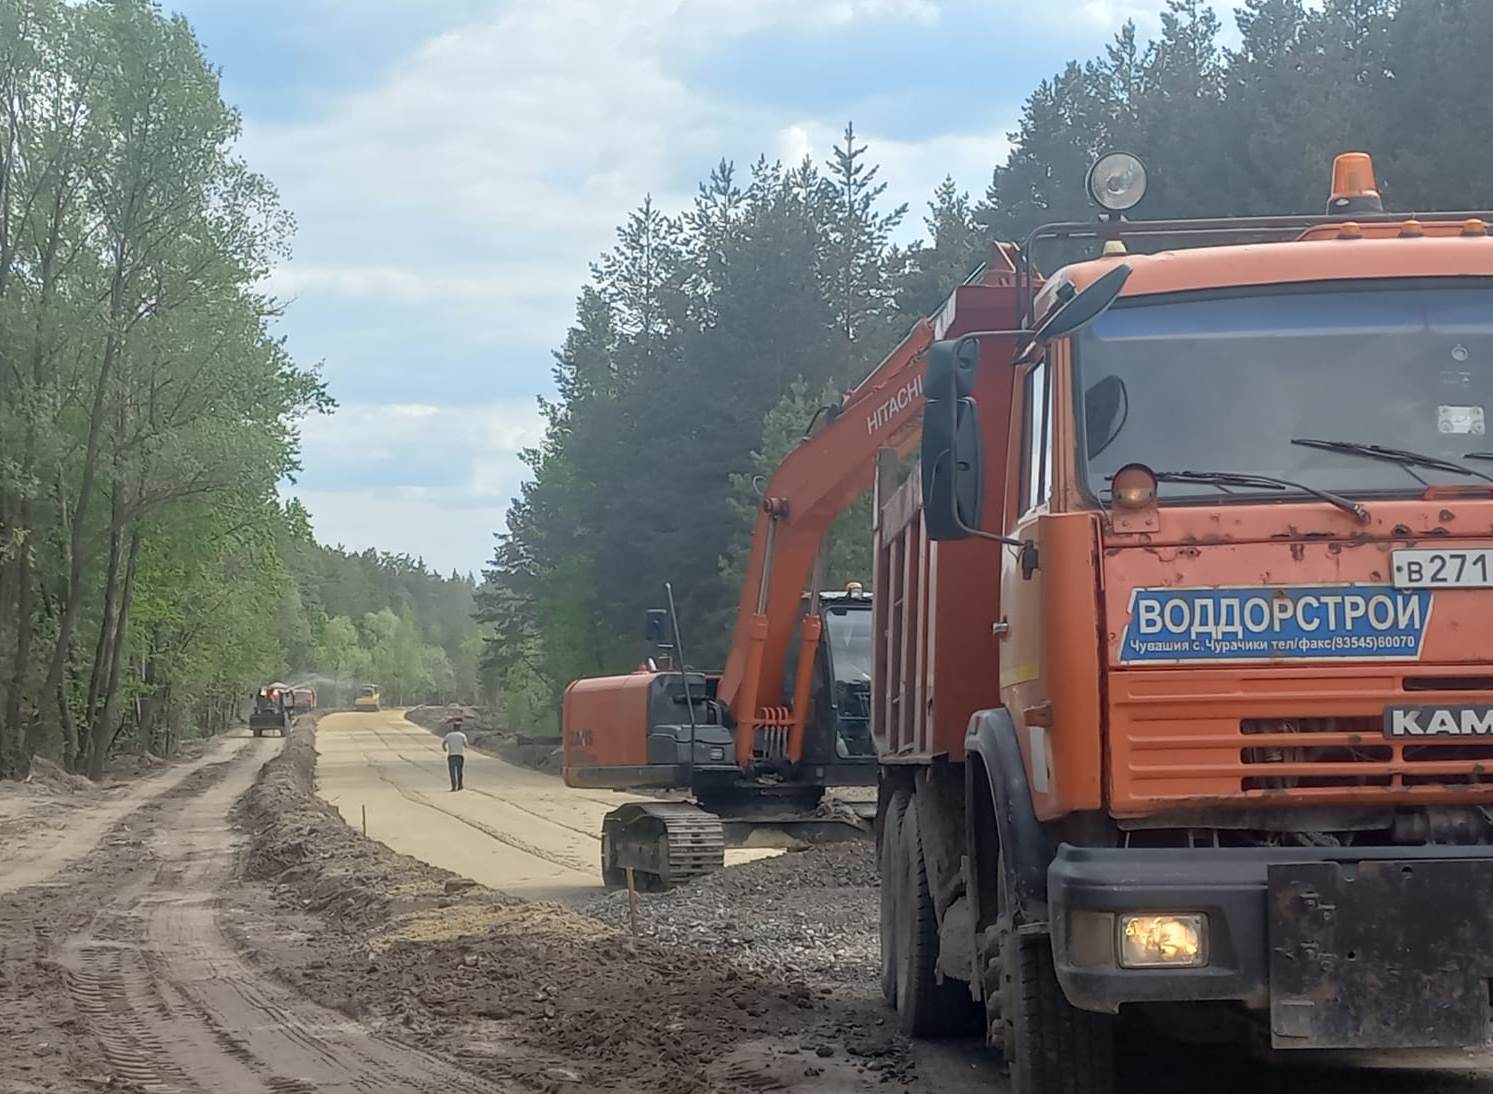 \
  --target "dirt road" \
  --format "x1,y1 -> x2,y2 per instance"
2,732 -> 510,1094
315,709 -> 772,905
0,733 -> 252,895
